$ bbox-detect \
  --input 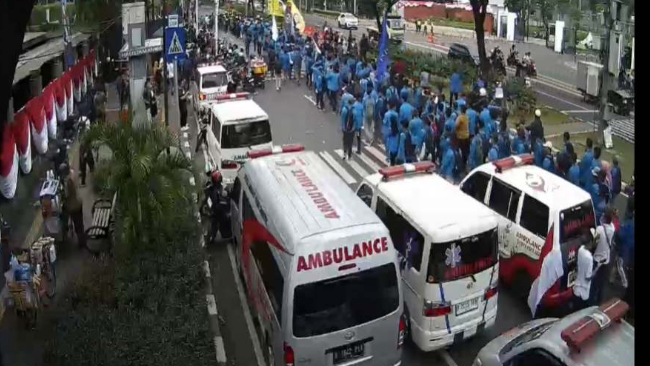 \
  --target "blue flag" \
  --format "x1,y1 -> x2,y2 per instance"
376,16 -> 391,84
